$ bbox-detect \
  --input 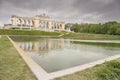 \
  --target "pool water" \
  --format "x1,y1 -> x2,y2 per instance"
15,38 -> 120,73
